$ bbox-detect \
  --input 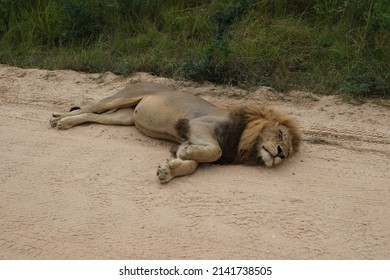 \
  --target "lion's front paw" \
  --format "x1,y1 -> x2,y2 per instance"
157,160 -> 174,184
177,144 -> 191,160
